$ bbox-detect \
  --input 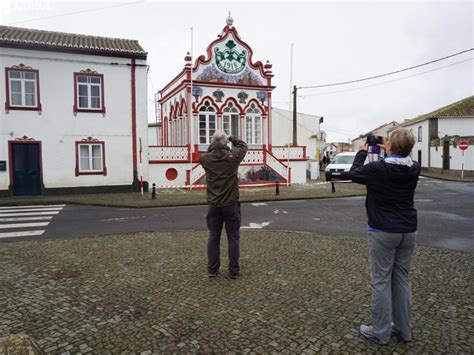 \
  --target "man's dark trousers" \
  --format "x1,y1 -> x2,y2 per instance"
206,202 -> 241,276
